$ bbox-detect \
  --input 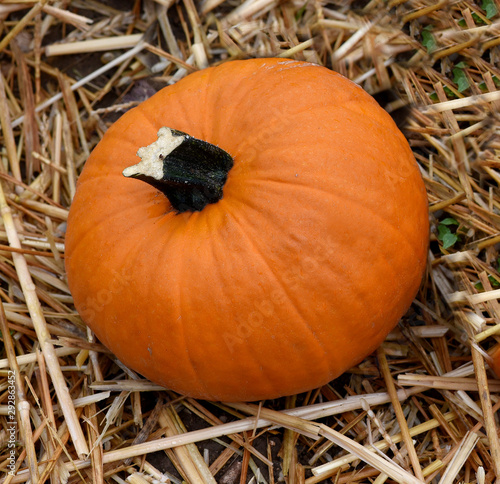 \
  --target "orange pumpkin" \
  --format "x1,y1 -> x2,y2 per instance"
65,58 -> 429,401
491,346 -> 500,378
